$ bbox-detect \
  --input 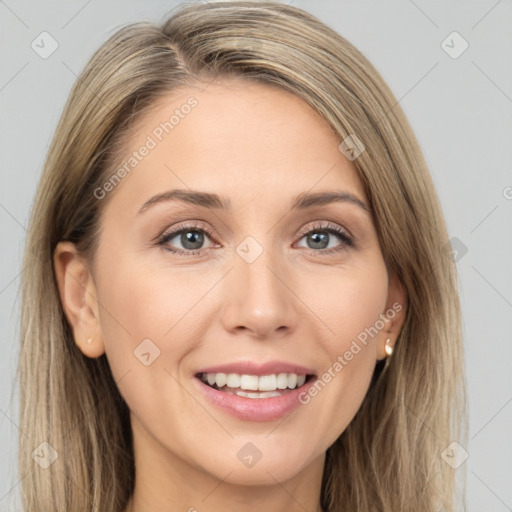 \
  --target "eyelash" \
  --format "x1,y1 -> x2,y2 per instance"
156,220 -> 355,257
